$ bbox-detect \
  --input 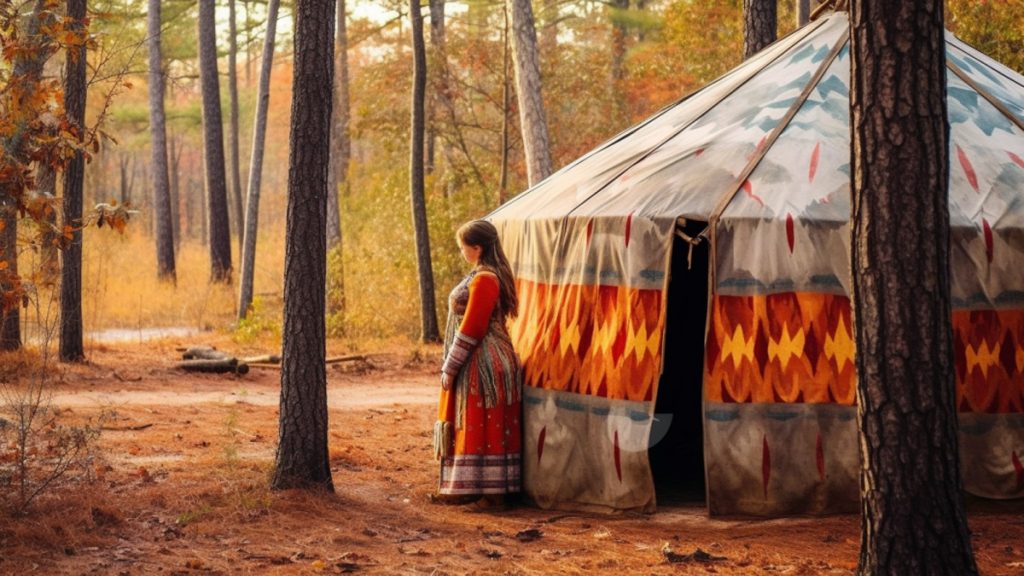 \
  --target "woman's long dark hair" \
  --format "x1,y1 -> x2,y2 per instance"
458,219 -> 518,319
